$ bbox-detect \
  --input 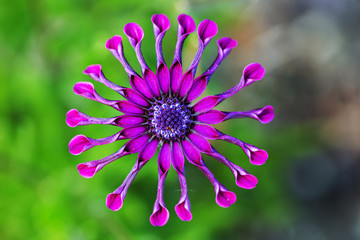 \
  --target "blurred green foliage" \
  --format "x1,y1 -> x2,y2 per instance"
0,0 -> 322,239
